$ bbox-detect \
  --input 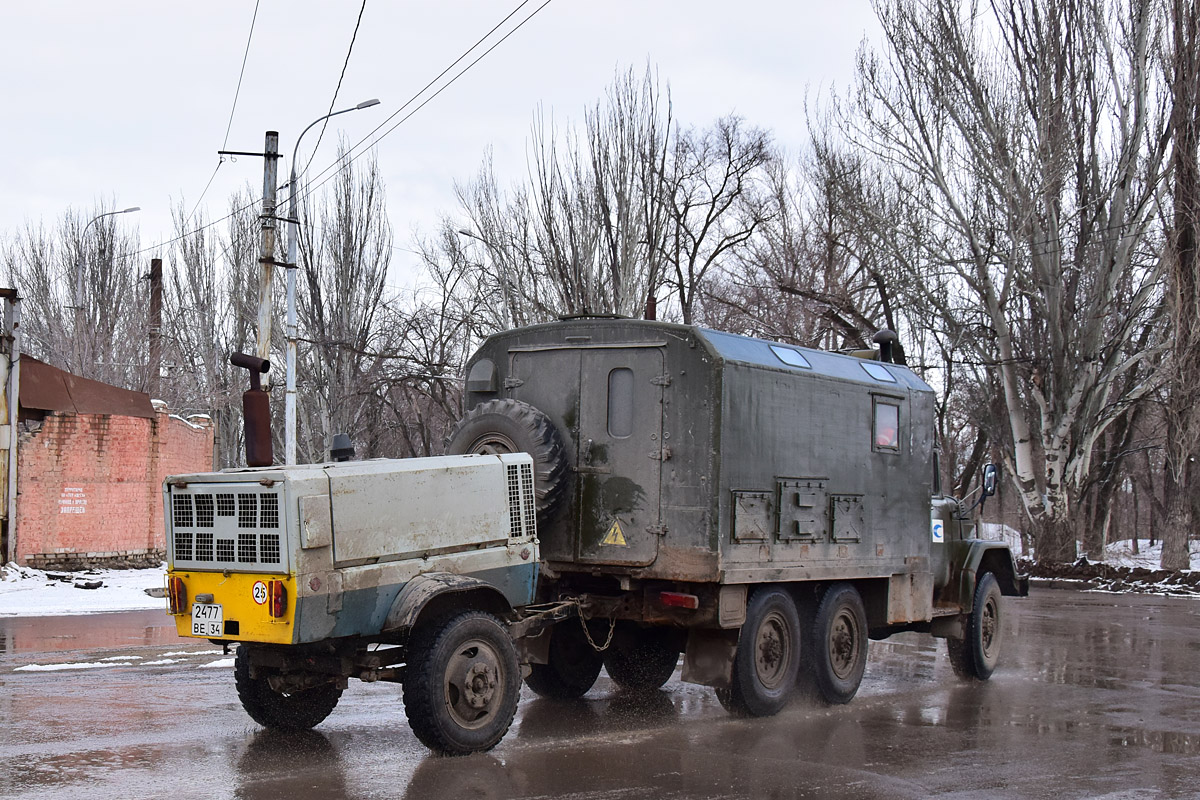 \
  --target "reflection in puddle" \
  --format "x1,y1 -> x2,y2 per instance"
1109,728 -> 1200,755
